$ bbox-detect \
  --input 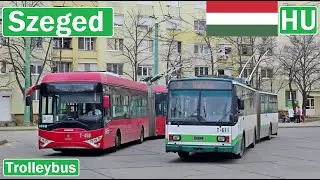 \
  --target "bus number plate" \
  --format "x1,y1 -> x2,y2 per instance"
217,127 -> 229,133
193,136 -> 204,140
